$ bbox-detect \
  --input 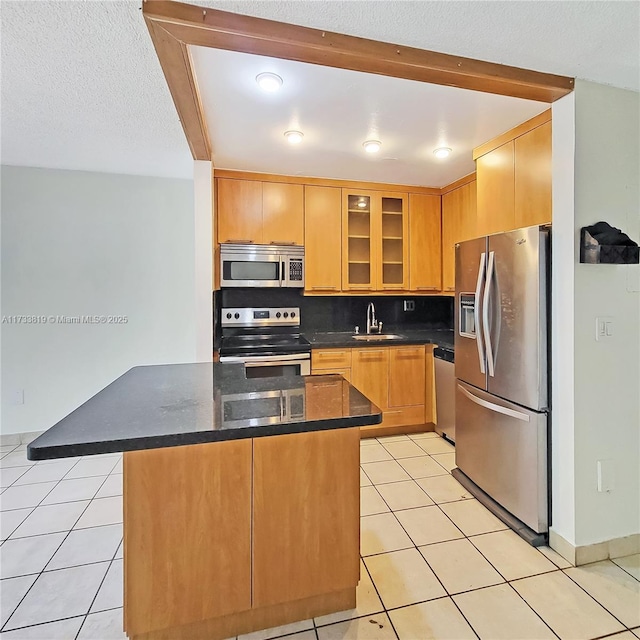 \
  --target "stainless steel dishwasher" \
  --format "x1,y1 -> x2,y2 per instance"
434,347 -> 455,443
